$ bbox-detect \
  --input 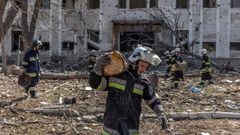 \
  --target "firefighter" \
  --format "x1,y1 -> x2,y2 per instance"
22,40 -> 42,98
171,48 -> 184,89
89,46 -> 168,135
199,49 -> 213,85
164,50 -> 172,79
